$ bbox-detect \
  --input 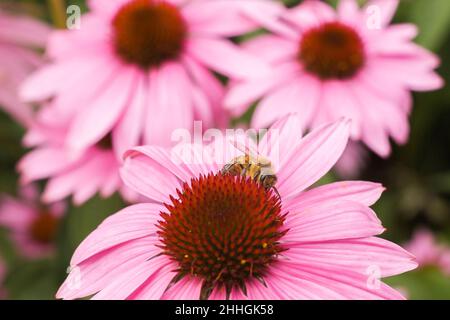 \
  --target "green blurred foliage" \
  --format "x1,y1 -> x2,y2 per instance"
0,0 -> 449,300
386,267 -> 450,300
